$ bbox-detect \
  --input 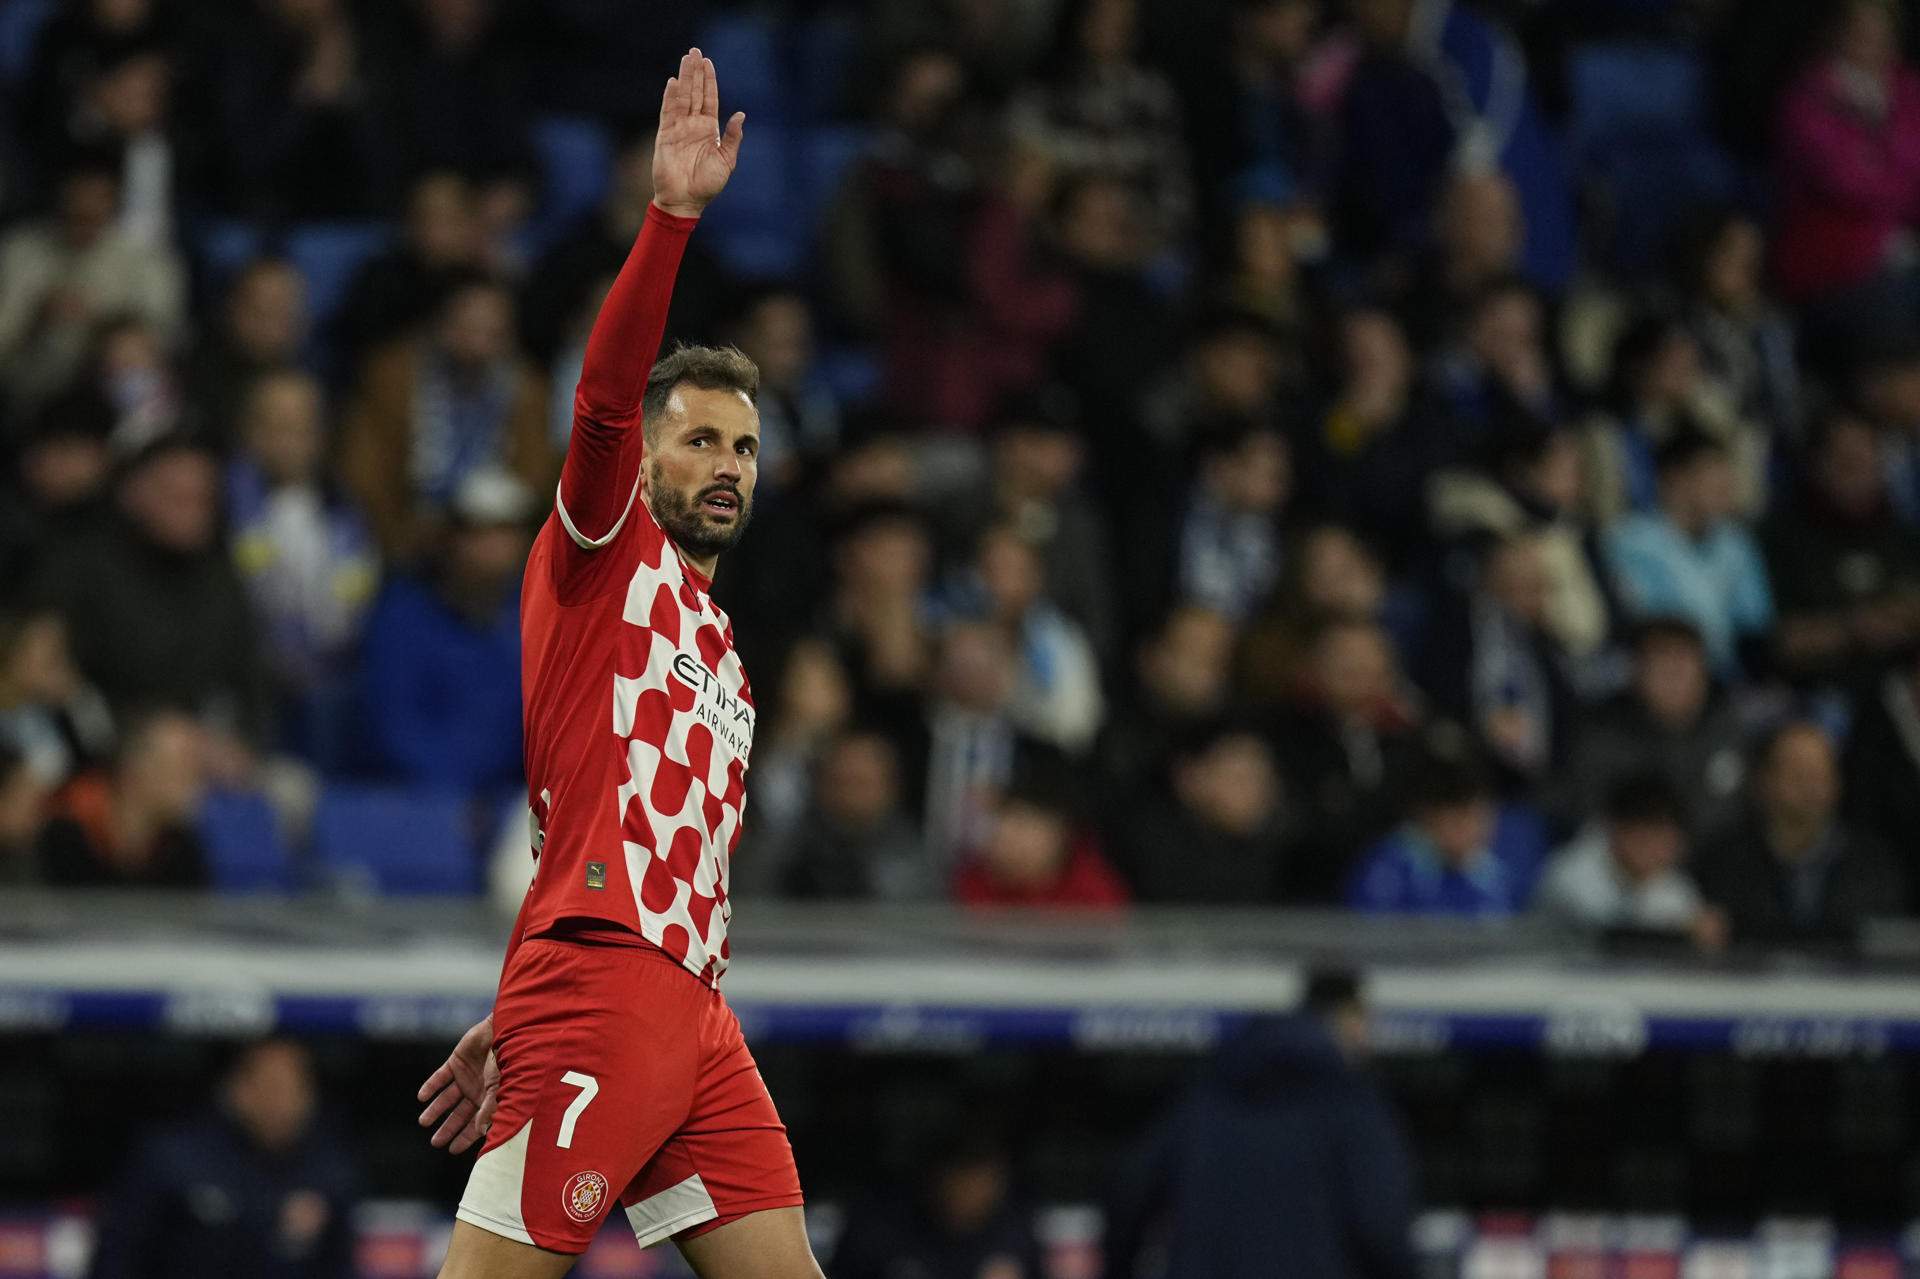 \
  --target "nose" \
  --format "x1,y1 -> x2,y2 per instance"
713,450 -> 742,483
